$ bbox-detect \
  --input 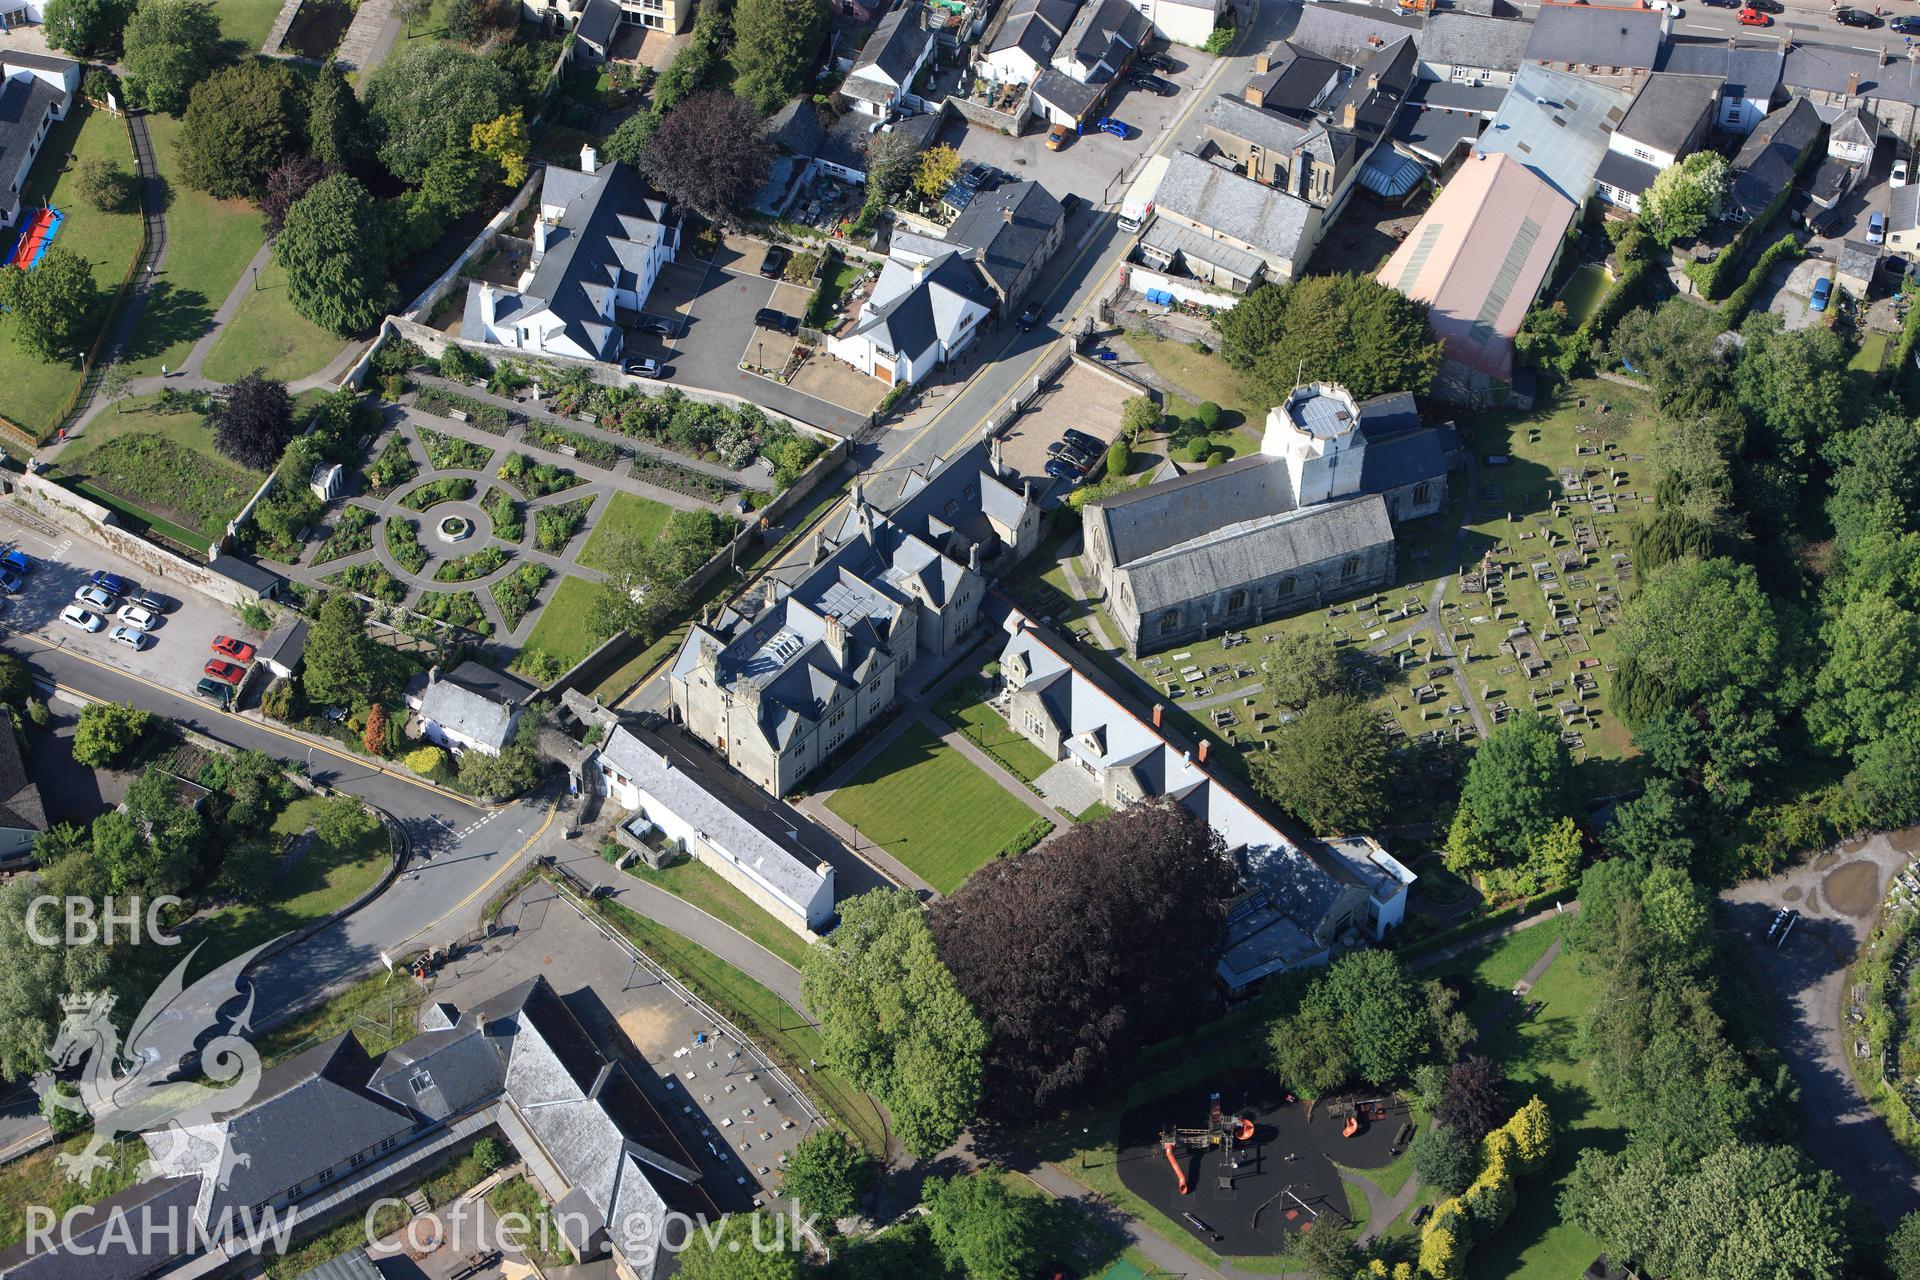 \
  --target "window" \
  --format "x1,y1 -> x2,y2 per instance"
1412,481 -> 1431,506
1159,610 -> 1181,635
1277,576 -> 1296,598
1227,589 -> 1247,613
1341,557 -> 1361,580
